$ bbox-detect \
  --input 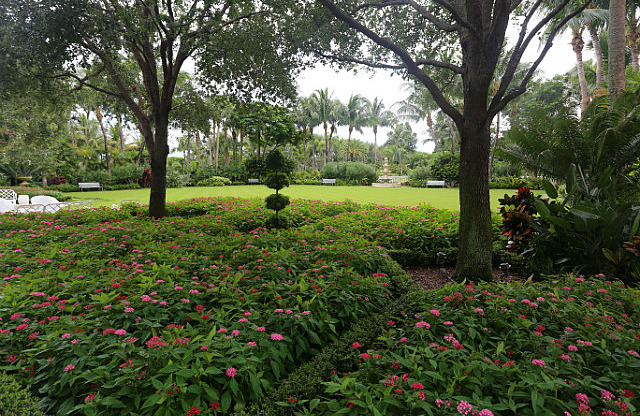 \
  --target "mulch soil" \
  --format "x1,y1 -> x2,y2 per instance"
405,266 -> 526,290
